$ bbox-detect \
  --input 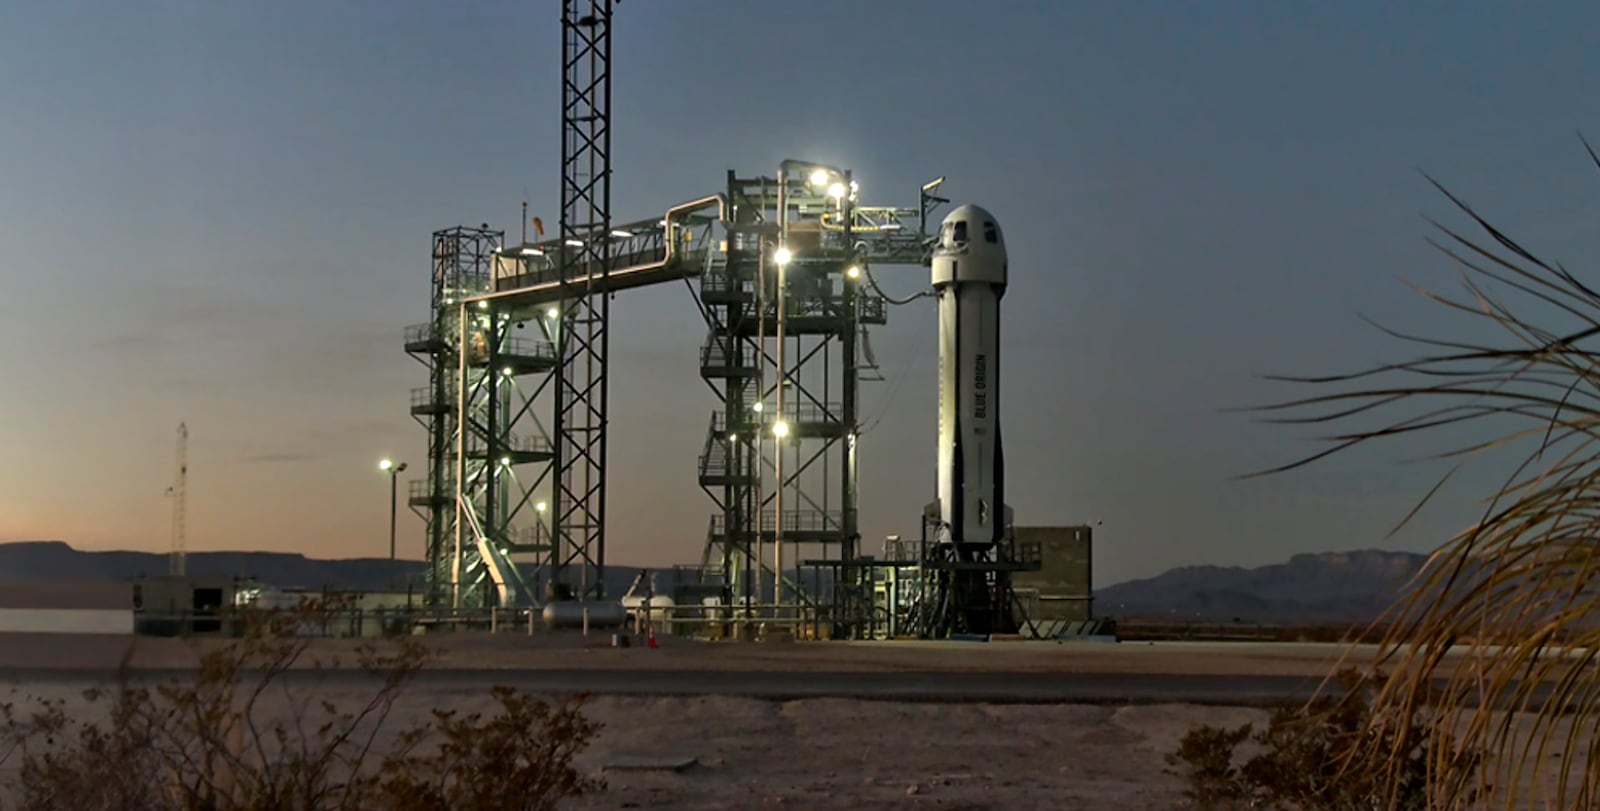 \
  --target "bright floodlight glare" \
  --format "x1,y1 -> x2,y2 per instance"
536,501 -> 548,512
727,432 -> 737,442
752,402 -> 764,413
846,265 -> 861,279
772,420 -> 790,438
502,366 -> 513,376
477,300 -> 488,310
774,247 -> 792,265
809,169 -> 829,186
827,182 -> 846,199
500,456 -> 511,466
546,307 -> 559,319
378,458 -> 394,471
